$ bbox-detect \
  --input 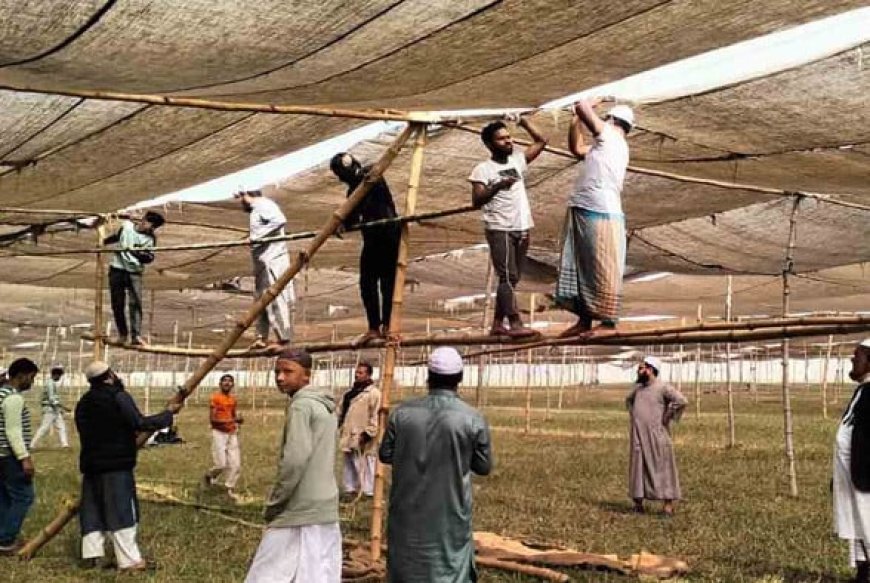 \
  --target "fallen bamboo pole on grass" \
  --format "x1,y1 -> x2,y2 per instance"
80,316 -> 870,359
17,123 -> 416,561
475,557 -> 569,582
